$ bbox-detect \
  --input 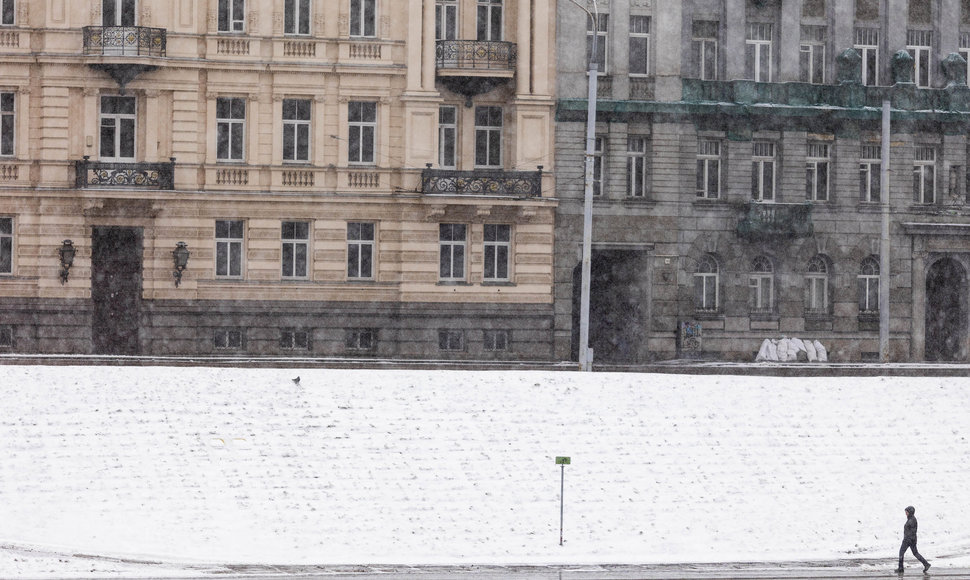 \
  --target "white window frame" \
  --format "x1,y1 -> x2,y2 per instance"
348,101 -> 376,165
913,146 -> 936,204
438,105 -> 457,169
476,0 -> 502,41
100,95 -> 136,161
800,29 -> 826,84
860,144 -> 881,203
806,256 -> 829,314
692,20 -> 718,80
284,0 -> 311,35
626,136 -> 648,198
745,23 -> 773,82
806,143 -> 830,202
439,223 -> 466,281
216,97 -> 245,162
696,139 -> 721,199
907,30 -> 932,88
1,0 -> 15,26
694,254 -> 719,312
347,222 -> 375,279
961,33 -> 970,88
752,141 -> 775,202
629,15 -> 650,77
436,0 -> 457,40
854,28 -> 879,86
215,219 -> 244,278
282,99 -> 311,163
586,13 -> 608,73
483,223 -> 510,282
0,92 -> 14,157
749,256 -> 774,314
0,216 -> 11,275
474,105 -> 502,168
350,0 -> 376,38
281,221 -> 309,279
859,257 -> 880,313
218,0 -> 245,33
